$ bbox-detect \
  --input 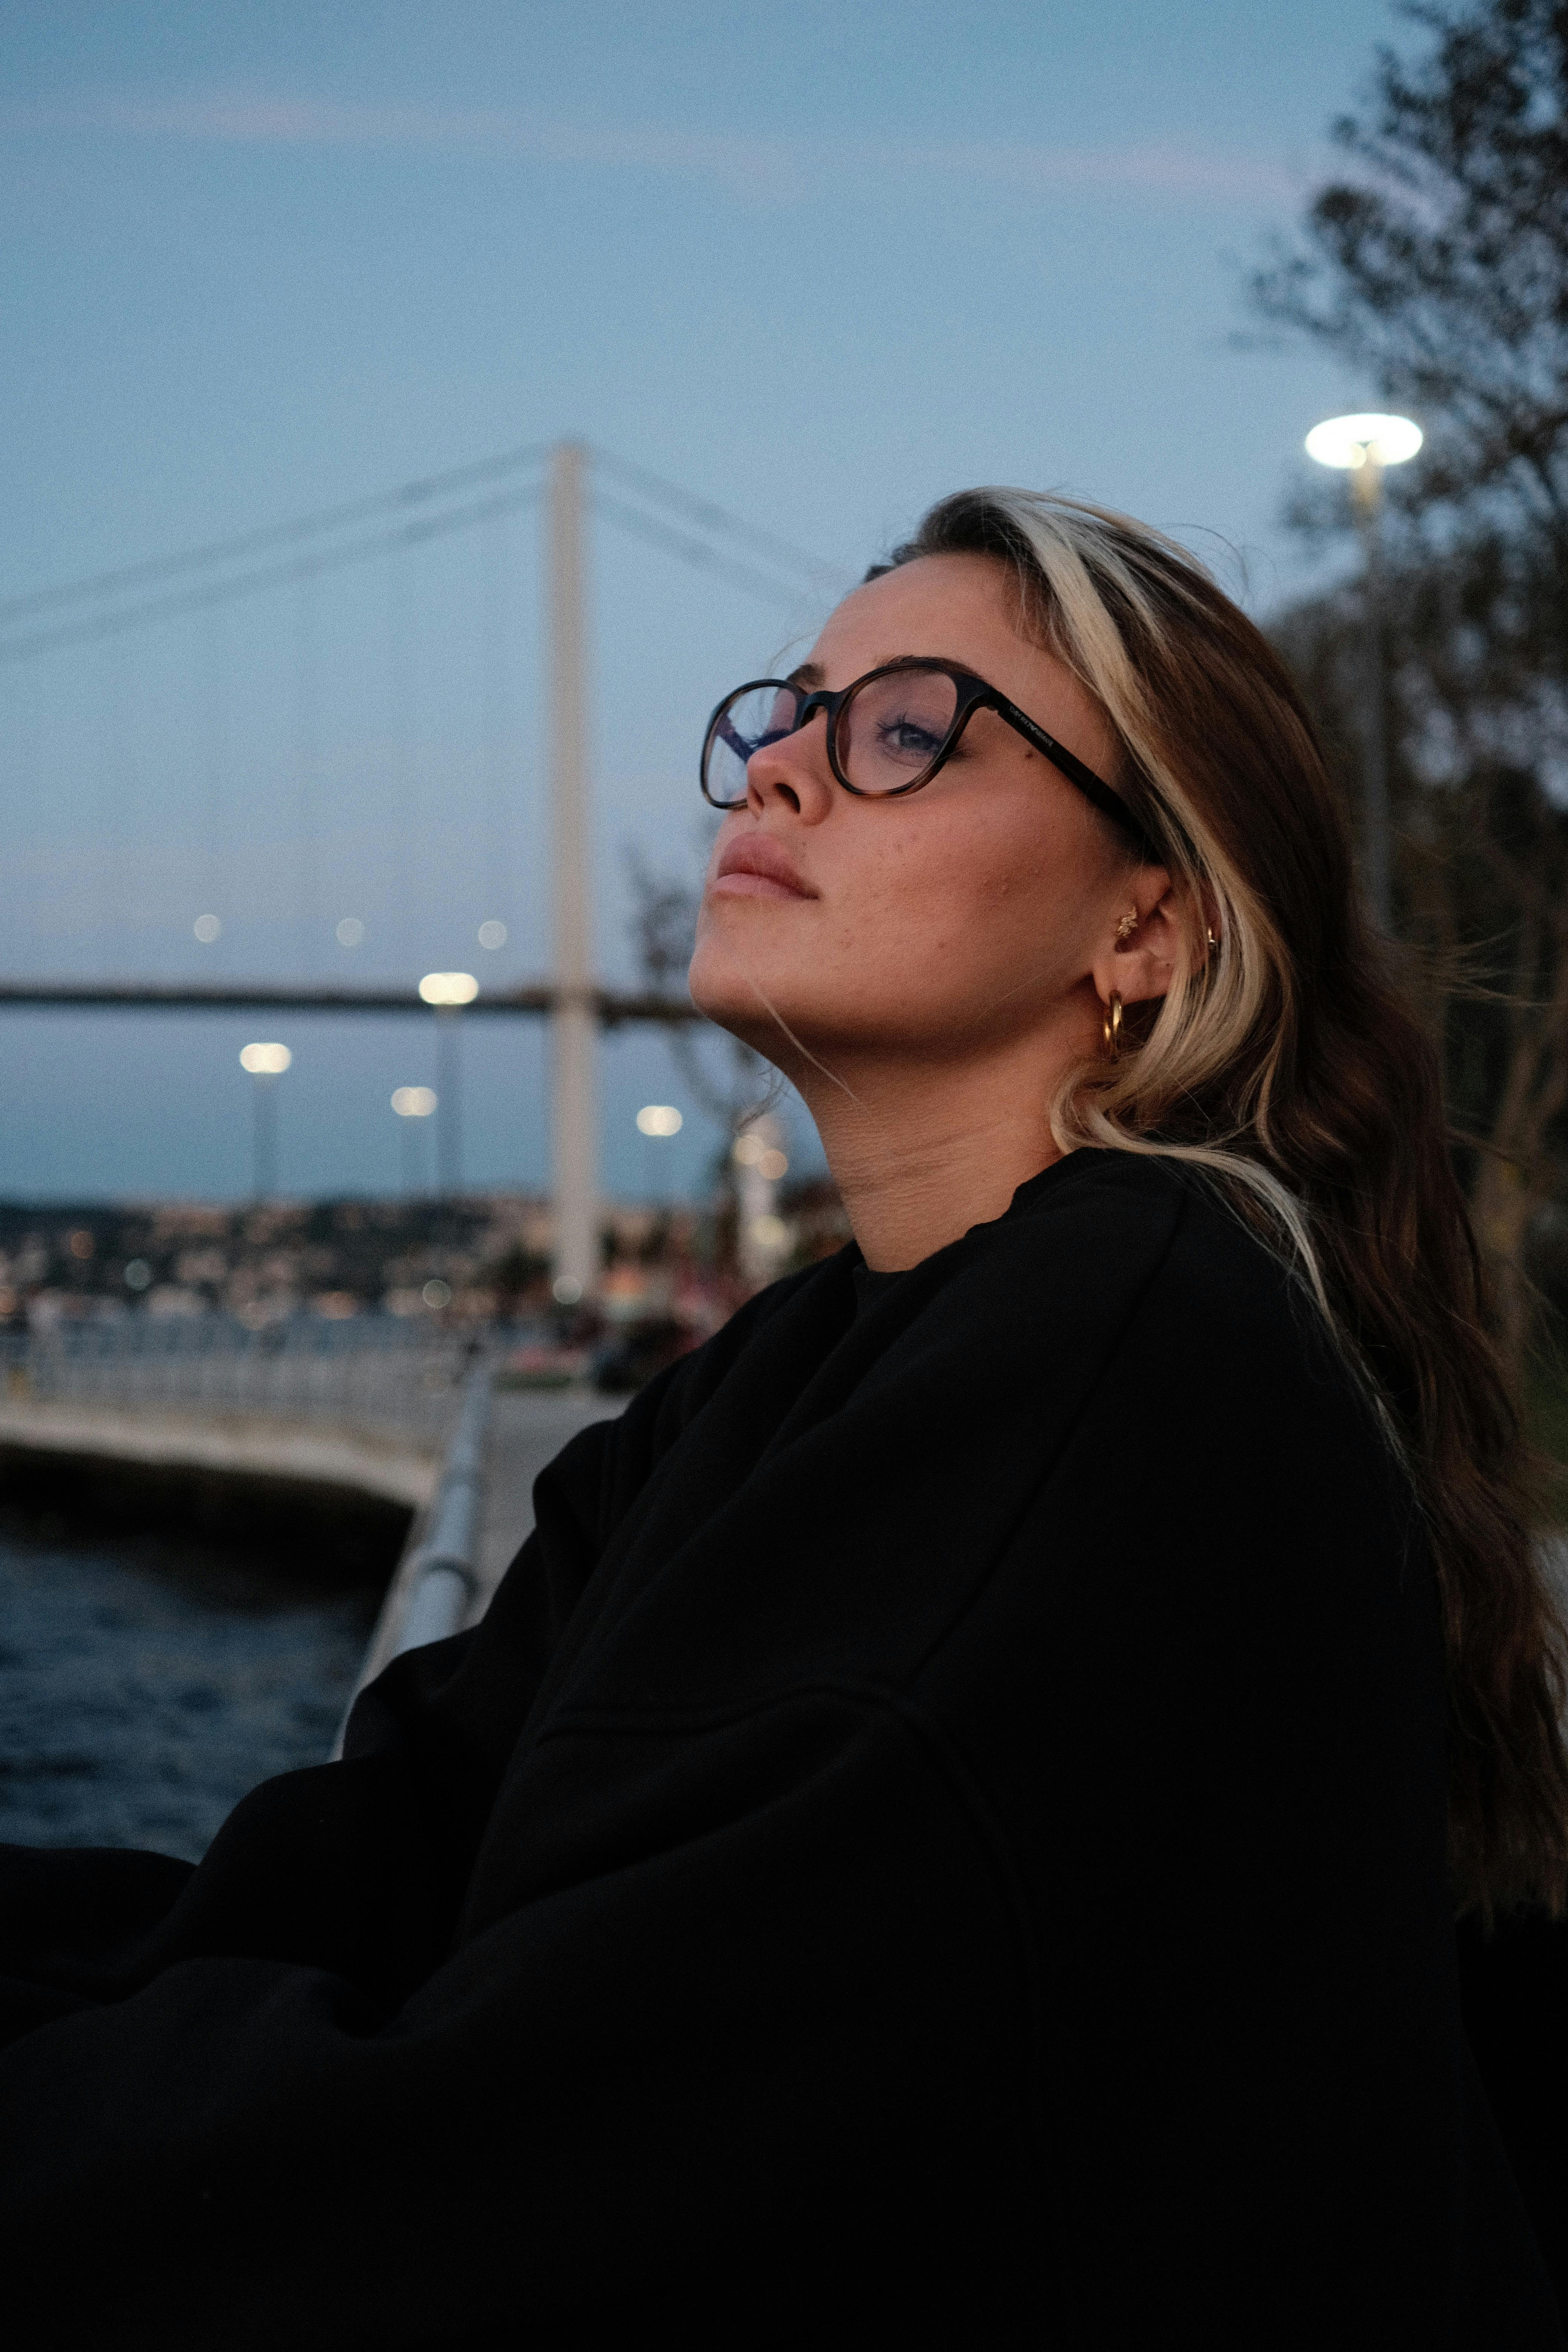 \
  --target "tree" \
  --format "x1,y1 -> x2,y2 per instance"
1254,0 -> 1568,541
1253,0 -> 1568,1386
